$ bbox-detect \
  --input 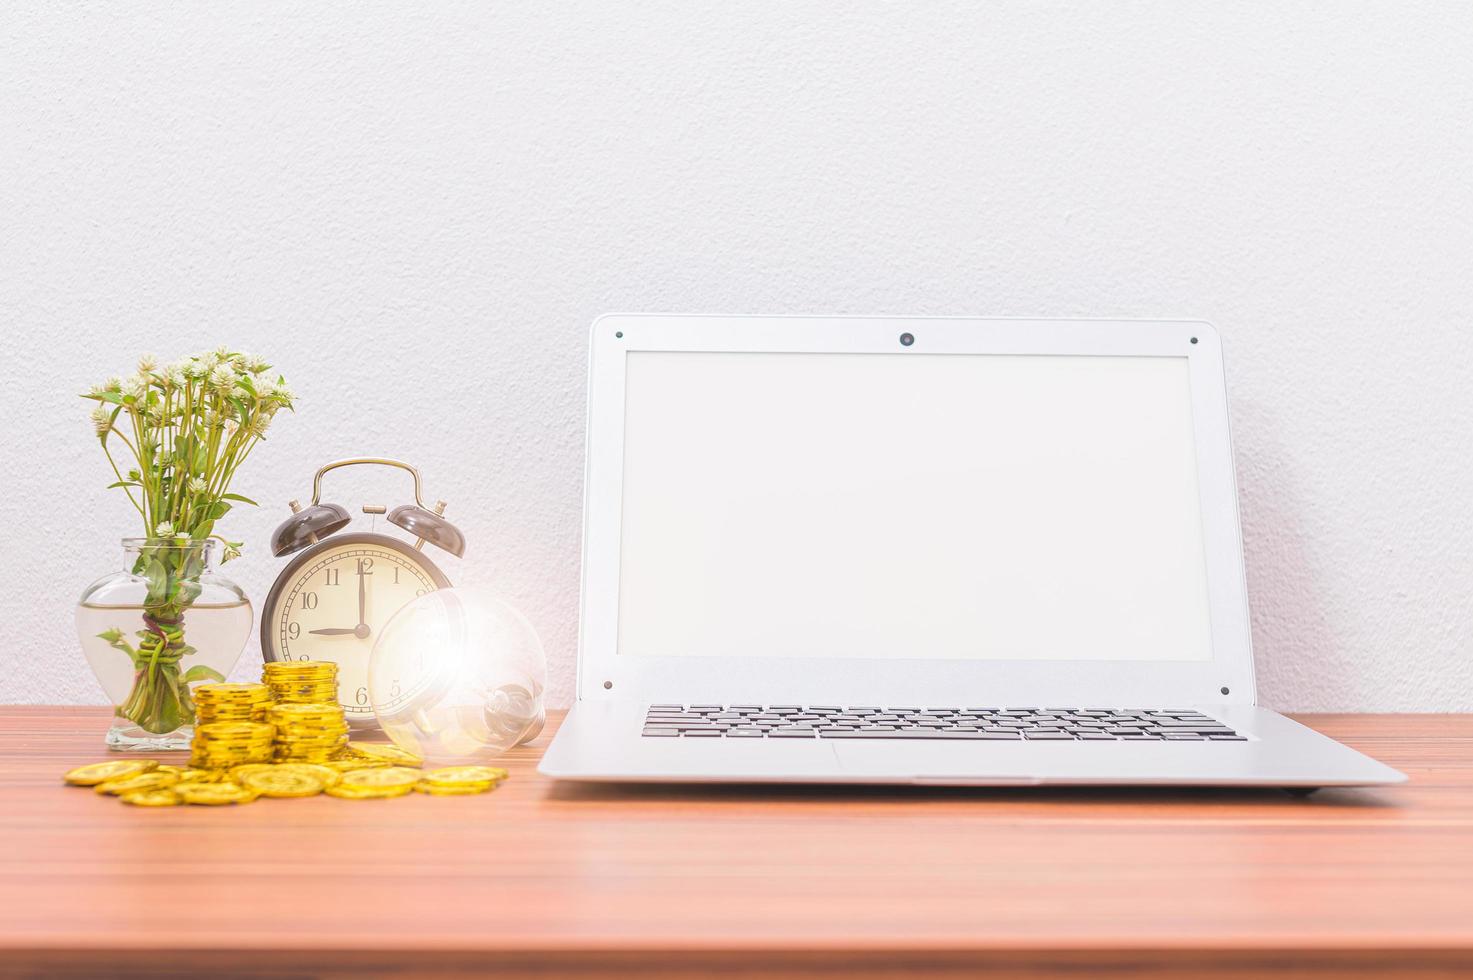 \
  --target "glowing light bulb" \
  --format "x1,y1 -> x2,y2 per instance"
368,588 -> 546,765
